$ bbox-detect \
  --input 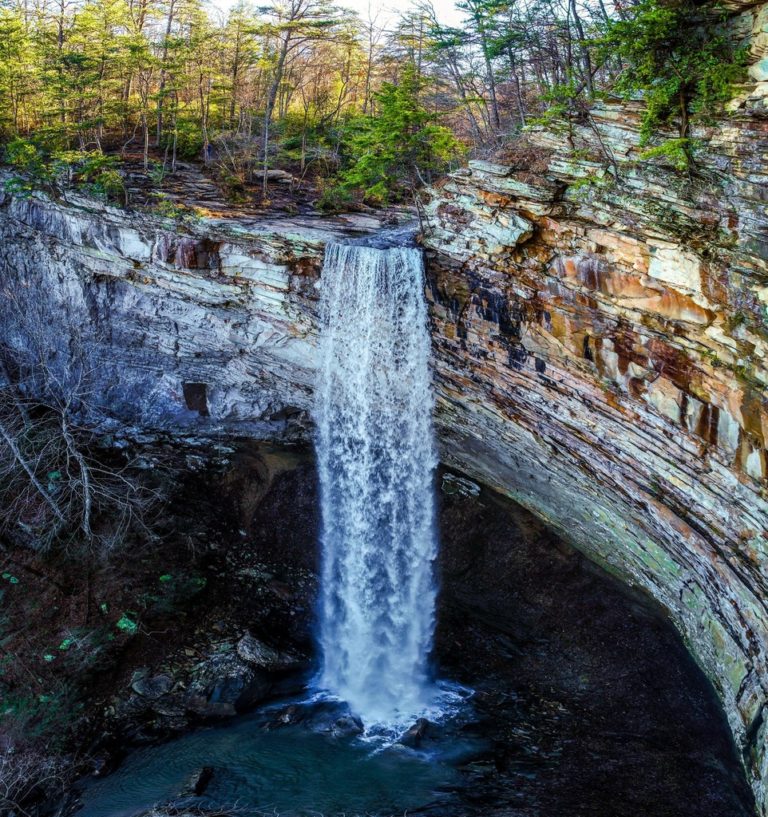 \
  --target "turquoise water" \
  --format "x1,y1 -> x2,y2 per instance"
77,705 -> 464,817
